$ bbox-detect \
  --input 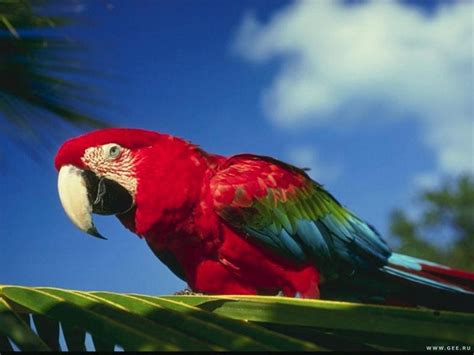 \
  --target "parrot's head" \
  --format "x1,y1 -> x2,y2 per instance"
54,128 -> 167,239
